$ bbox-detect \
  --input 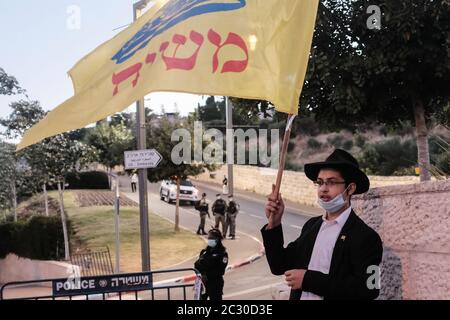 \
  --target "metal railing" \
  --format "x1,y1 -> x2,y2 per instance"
70,247 -> 114,277
0,268 -> 202,301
